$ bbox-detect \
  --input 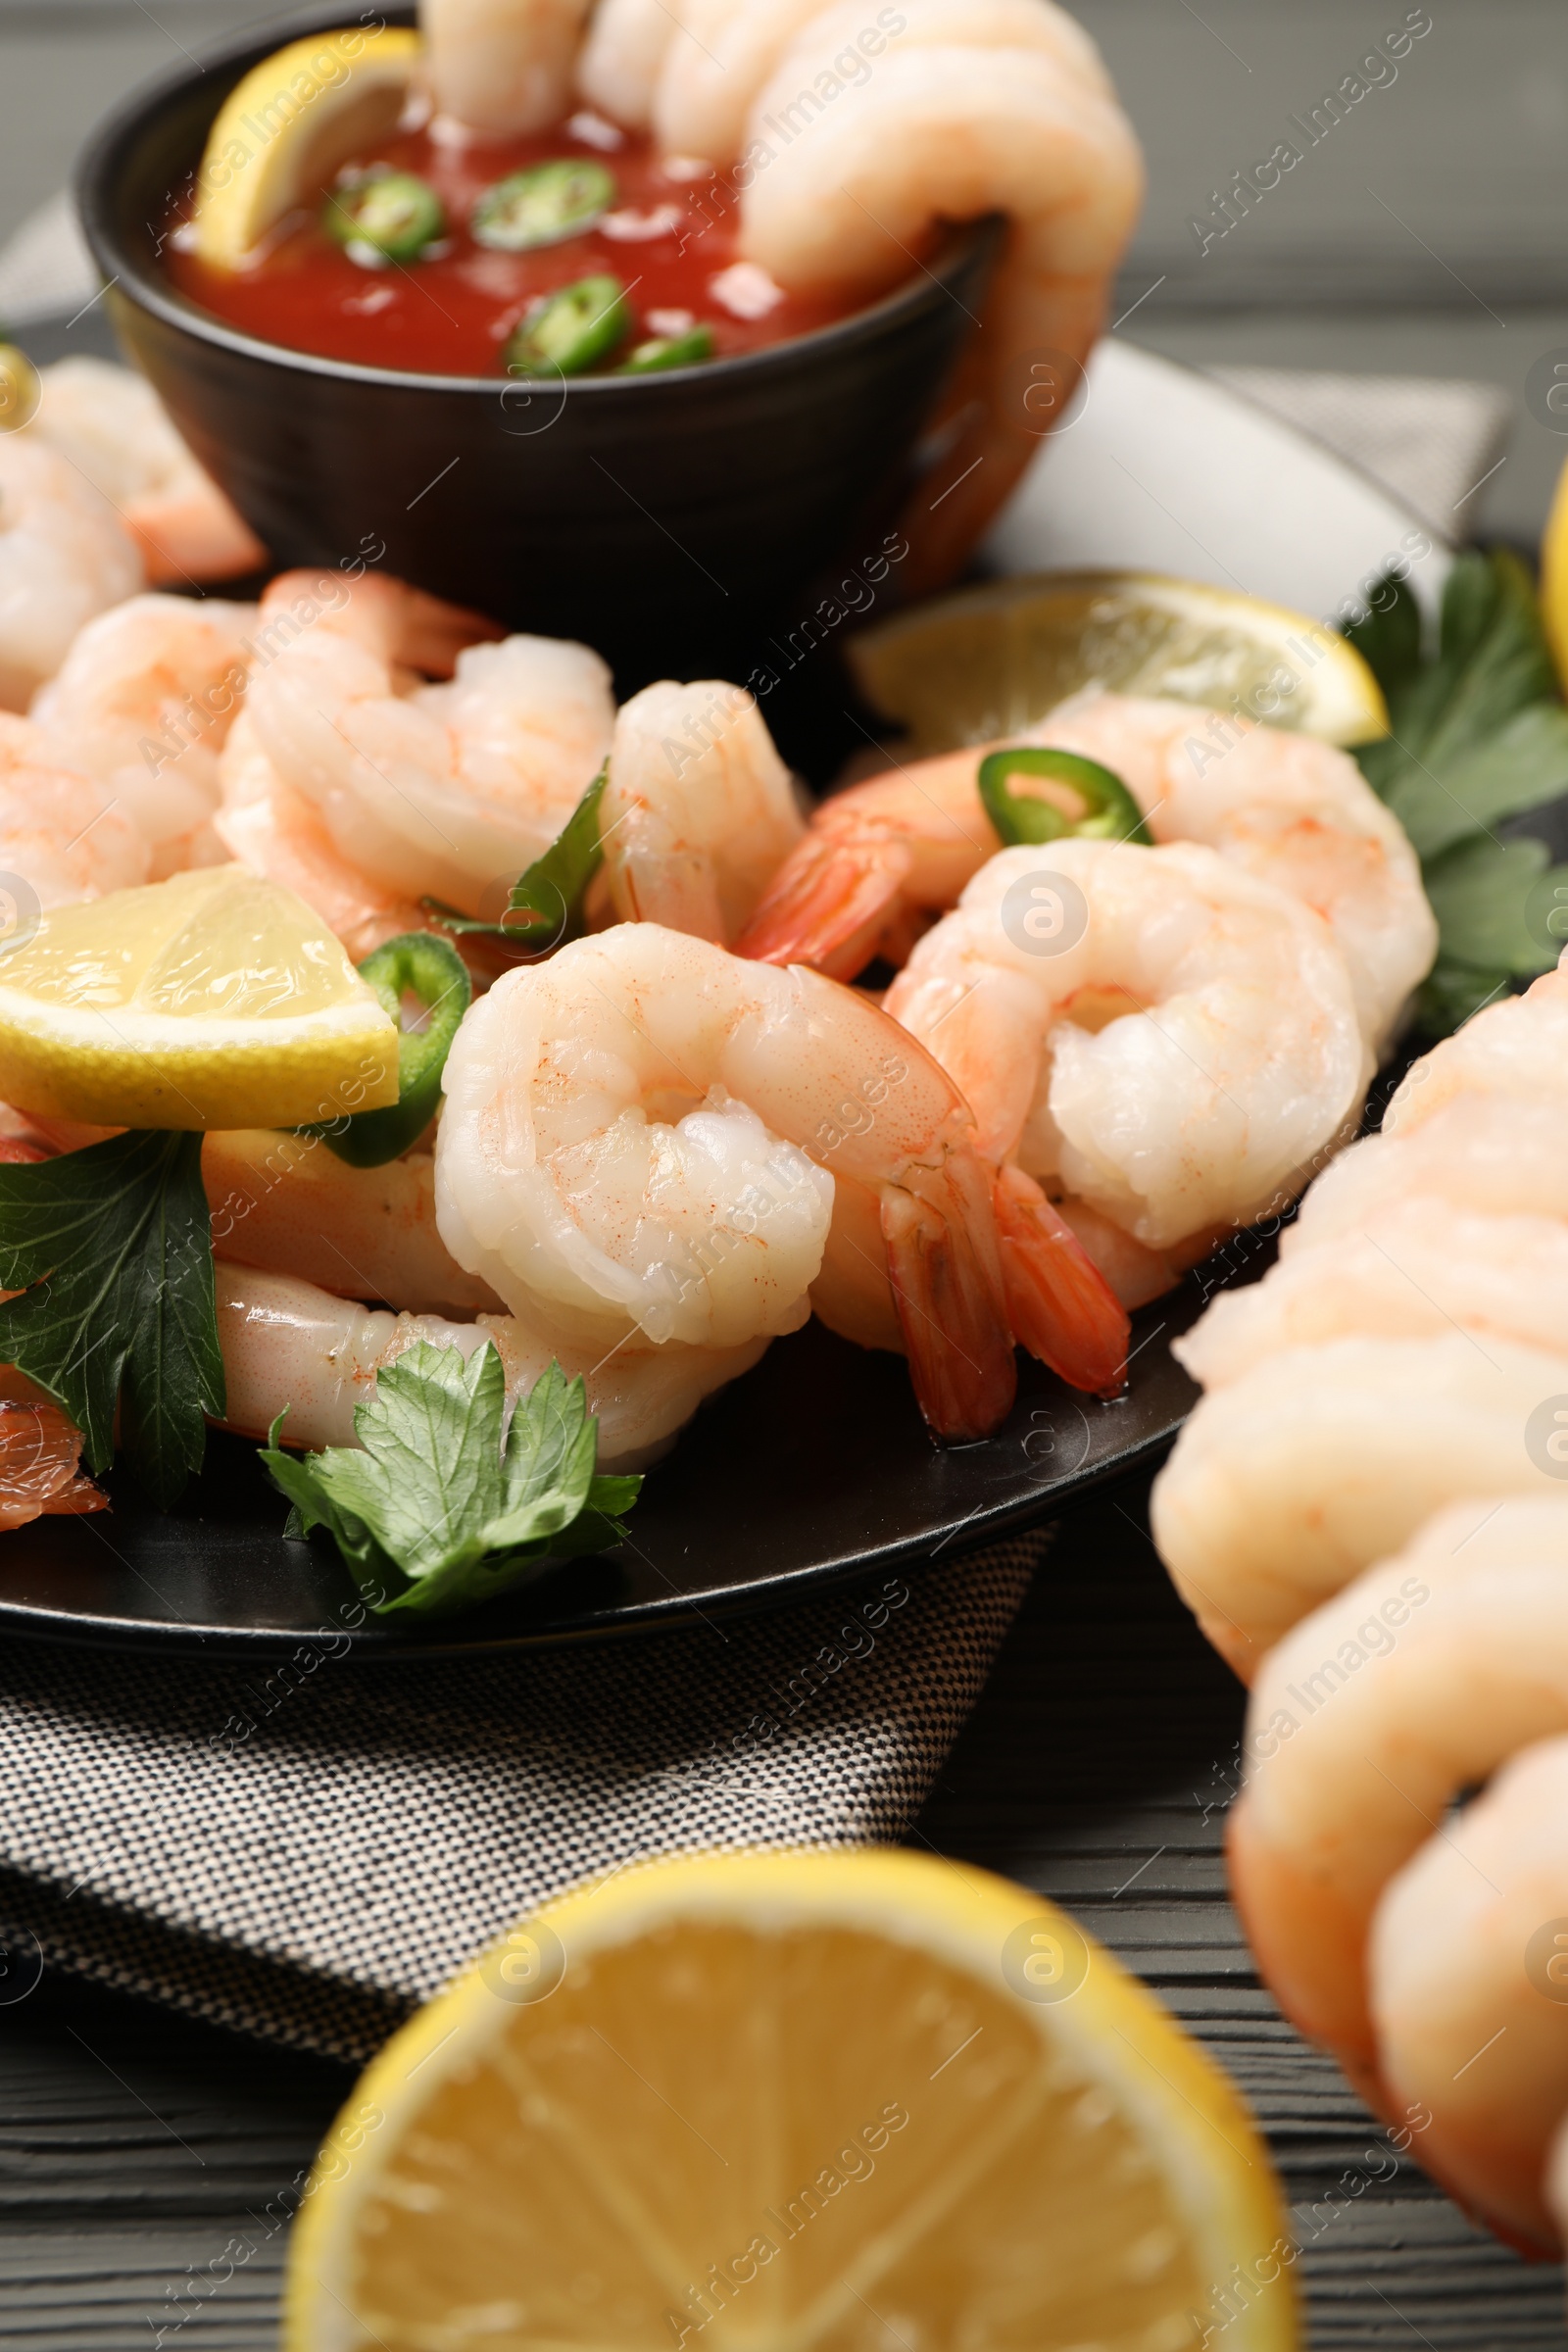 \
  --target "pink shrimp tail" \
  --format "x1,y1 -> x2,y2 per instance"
0,1396 -> 107,1528
993,1166 -> 1130,1399
735,825 -> 913,982
879,1155 -> 1017,1443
